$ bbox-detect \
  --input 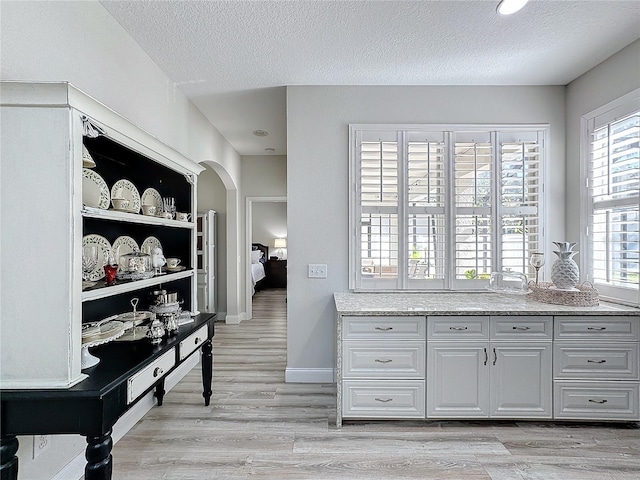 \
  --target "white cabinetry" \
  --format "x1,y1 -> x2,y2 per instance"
339,316 -> 426,420
554,316 -> 640,420
196,210 -> 216,313
427,316 -> 552,419
0,82 -> 204,389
